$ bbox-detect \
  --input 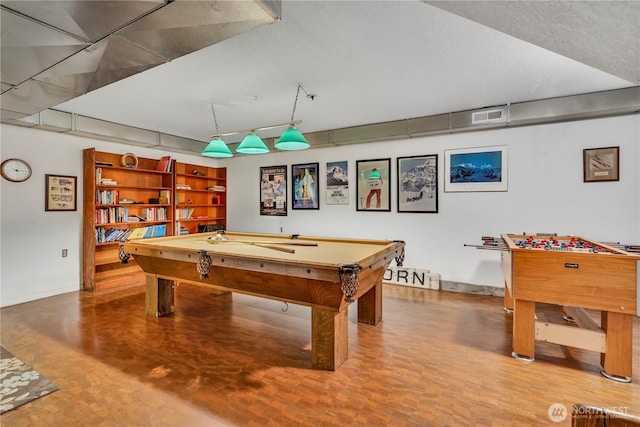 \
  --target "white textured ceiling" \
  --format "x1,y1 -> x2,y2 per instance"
55,0 -> 638,145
